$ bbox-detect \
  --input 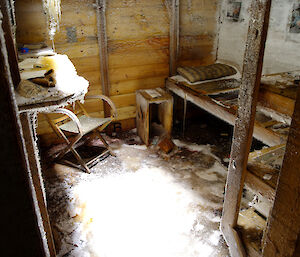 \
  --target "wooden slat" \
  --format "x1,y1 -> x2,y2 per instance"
0,1 -> 20,87
262,86 -> 300,256
55,42 -> 99,59
96,0 -> 110,117
20,113 -> 56,256
169,0 -> 179,76
220,1 -> 272,257
15,0 -> 47,43
106,5 -> 169,40
108,37 -> 169,53
109,63 -> 169,83
110,76 -> 165,96
258,88 -> 295,117
70,47 -> 169,71
166,80 -> 283,146
237,208 -> 266,257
